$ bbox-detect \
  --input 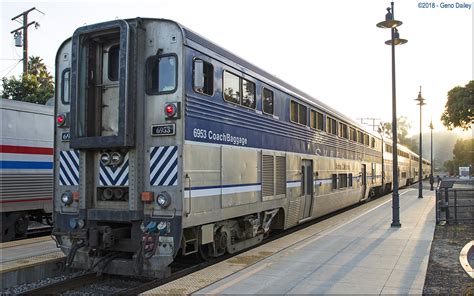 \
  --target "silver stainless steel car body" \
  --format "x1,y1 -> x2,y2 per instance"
53,18 -> 430,277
